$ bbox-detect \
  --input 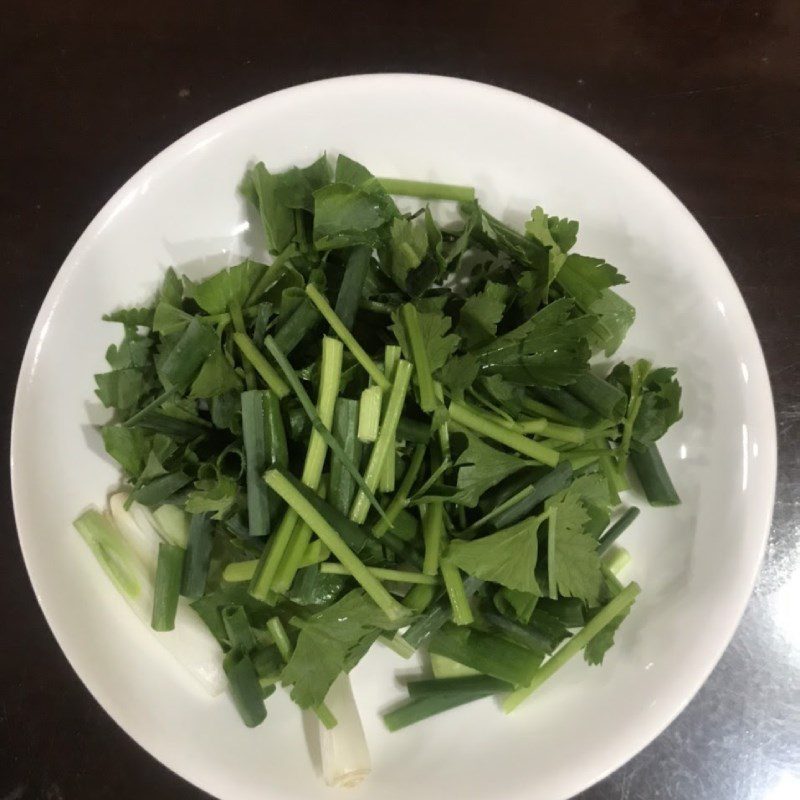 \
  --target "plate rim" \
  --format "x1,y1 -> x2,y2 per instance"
10,73 -> 778,799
